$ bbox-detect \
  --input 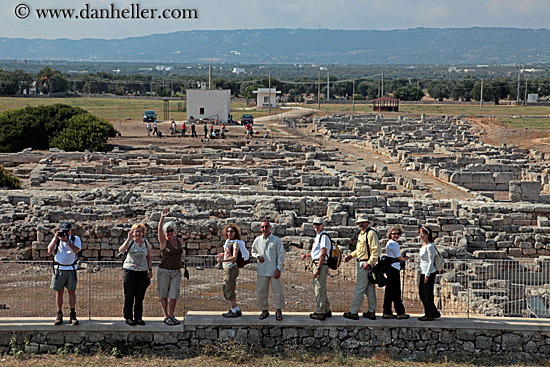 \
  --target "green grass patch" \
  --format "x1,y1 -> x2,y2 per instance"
0,98 -> 280,122
500,118 -> 550,130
